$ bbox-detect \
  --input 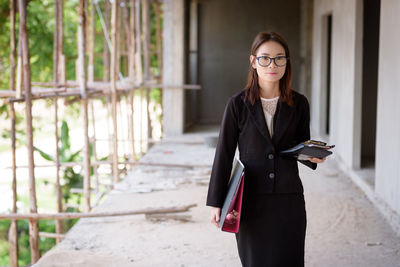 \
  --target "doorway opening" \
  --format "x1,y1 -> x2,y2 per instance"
360,0 -> 380,185
323,14 -> 332,136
